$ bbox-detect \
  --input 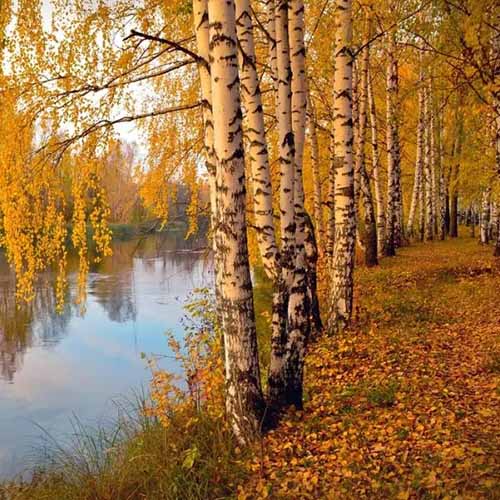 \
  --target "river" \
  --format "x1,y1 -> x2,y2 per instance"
0,231 -> 212,479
